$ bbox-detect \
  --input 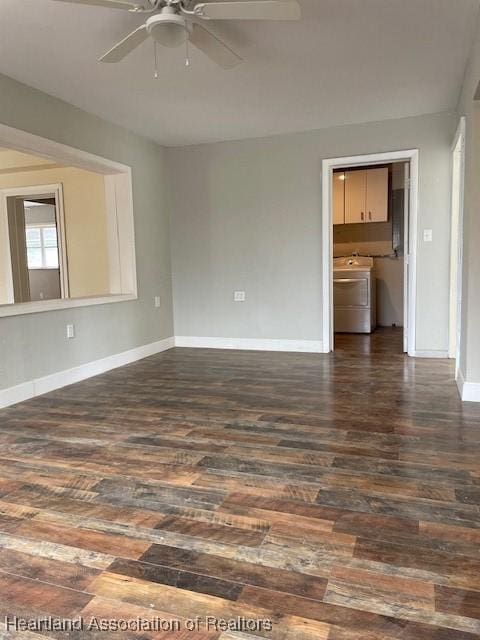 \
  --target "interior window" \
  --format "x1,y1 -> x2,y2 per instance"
26,224 -> 59,270
0,142 -> 136,314
0,148 -> 114,305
